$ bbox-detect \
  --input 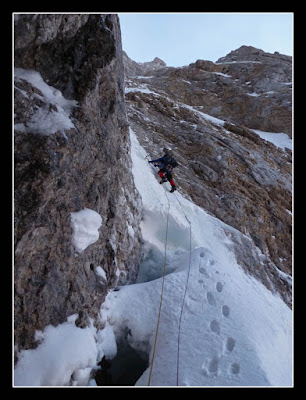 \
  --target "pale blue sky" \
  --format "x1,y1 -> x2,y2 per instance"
118,13 -> 293,67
